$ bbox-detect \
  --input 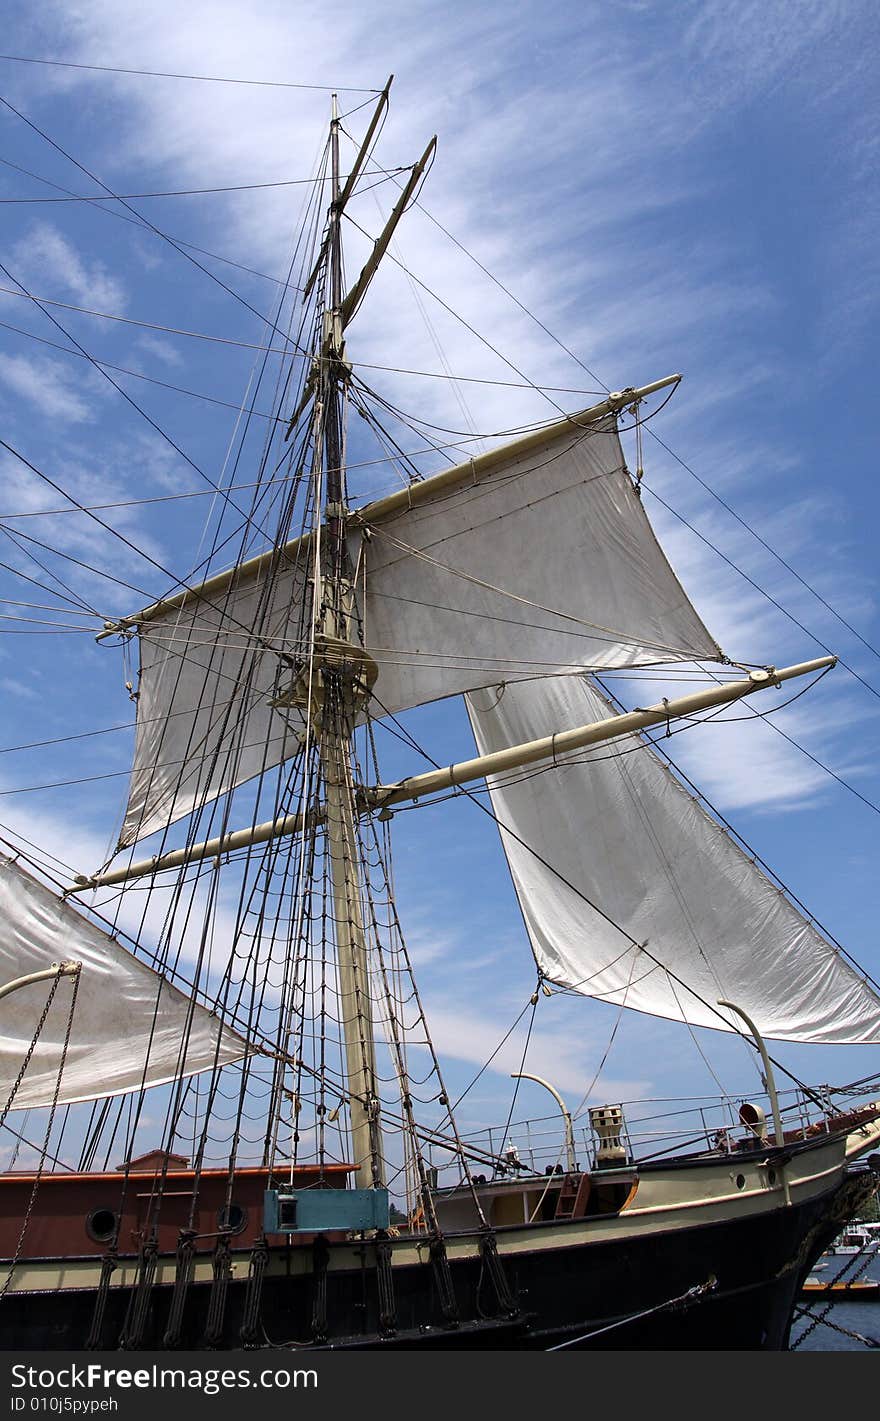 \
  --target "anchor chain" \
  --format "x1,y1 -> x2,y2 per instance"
792,1222 -> 880,1350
